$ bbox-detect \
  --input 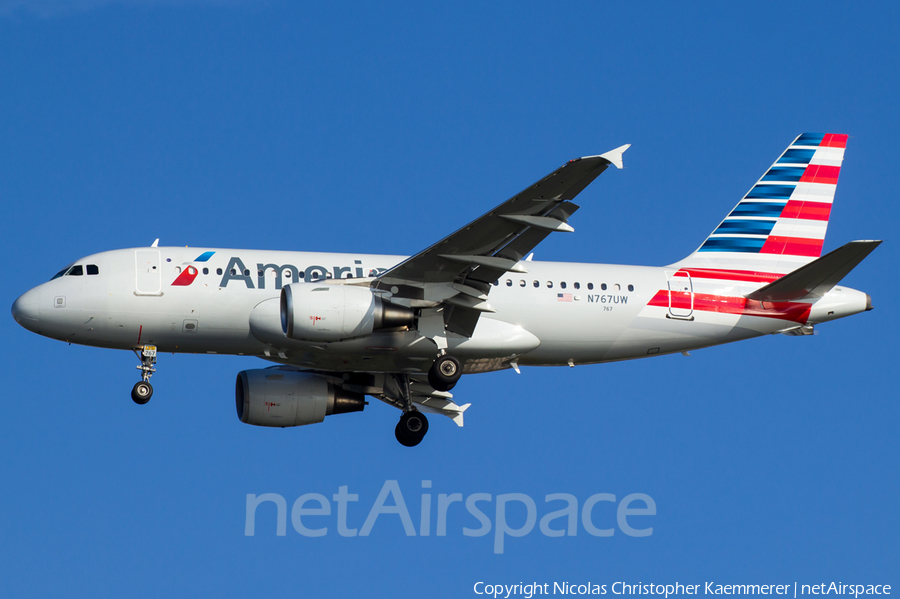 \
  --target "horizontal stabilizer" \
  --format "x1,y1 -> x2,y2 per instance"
746,240 -> 881,301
